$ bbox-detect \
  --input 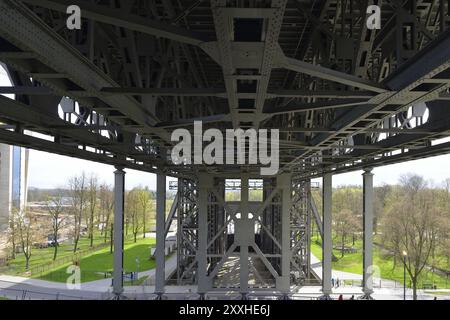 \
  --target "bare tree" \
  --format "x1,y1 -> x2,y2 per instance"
8,208 -> 19,260
334,209 -> 359,257
138,187 -> 151,238
374,184 -> 391,234
382,174 -> 442,300
87,174 -> 98,247
99,184 -> 114,243
69,173 -> 87,253
126,189 -> 141,243
46,192 -> 65,260
15,209 -> 35,270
